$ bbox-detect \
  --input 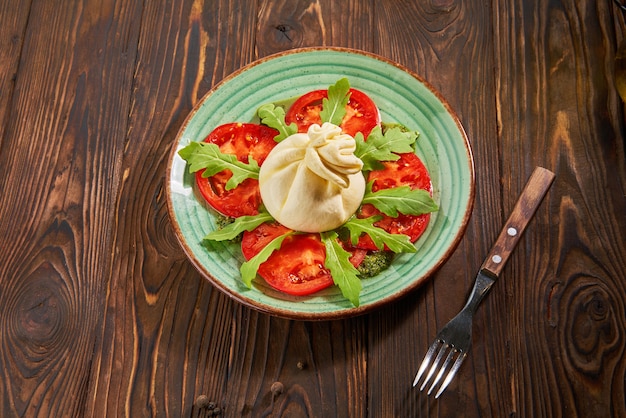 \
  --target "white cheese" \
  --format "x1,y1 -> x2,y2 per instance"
259,122 -> 365,232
